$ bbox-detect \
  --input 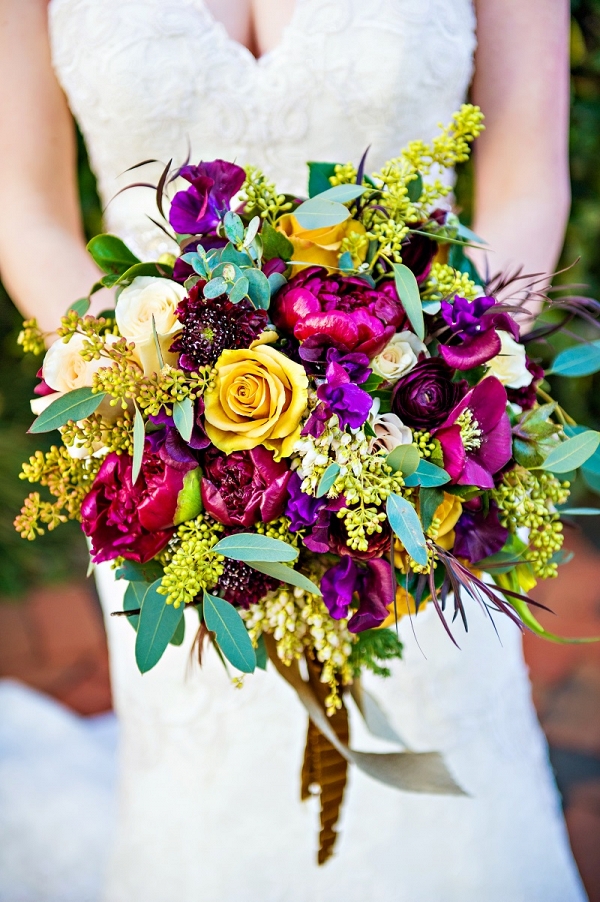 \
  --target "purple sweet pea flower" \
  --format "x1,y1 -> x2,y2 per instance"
169,160 -> 246,235
439,295 -> 520,370
325,348 -> 371,384
285,471 -> 326,531
302,495 -> 347,553
317,360 -> 372,430
453,499 -> 508,563
321,557 -> 393,632
433,376 -> 512,489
